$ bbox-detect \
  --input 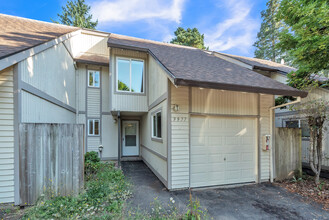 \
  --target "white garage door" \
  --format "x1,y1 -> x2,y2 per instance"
191,116 -> 257,187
